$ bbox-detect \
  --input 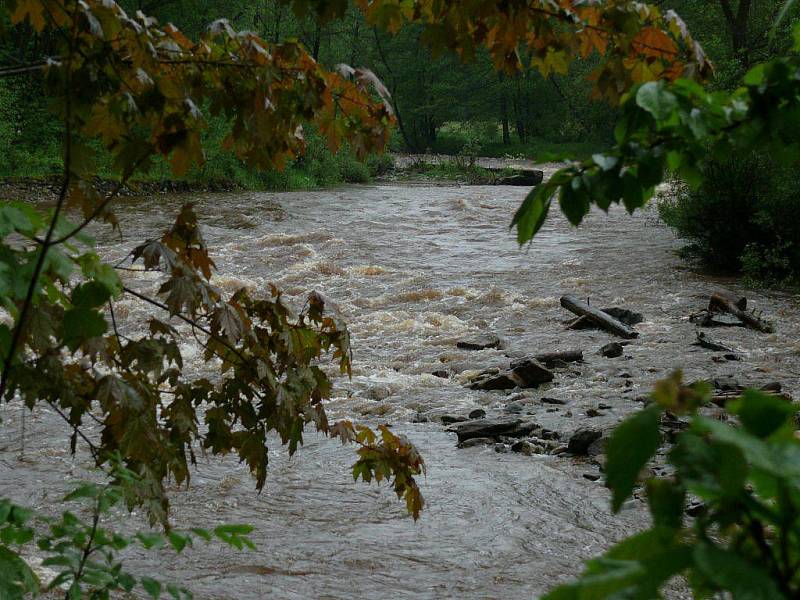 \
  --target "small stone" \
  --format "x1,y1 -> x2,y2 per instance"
494,443 -> 509,453
586,408 -> 603,418
431,370 -> 449,378
546,408 -> 559,413
541,397 -> 567,405
598,403 -> 612,410
565,410 -> 573,417
457,334 -> 502,351
582,473 -> 601,482
568,428 -> 603,455
457,437 -> 494,449
600,342 -> 624,358
468,408 -> 486,420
